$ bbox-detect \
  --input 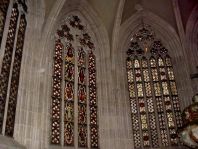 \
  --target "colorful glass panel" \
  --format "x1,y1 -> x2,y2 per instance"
64,43 -> 75,146
51,15 -> 98,148
51,40 -> 63,144
167,67 -> 175,80
89,52 -> 99,148
127,26 -> 182,148
78,47 -> 87,147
